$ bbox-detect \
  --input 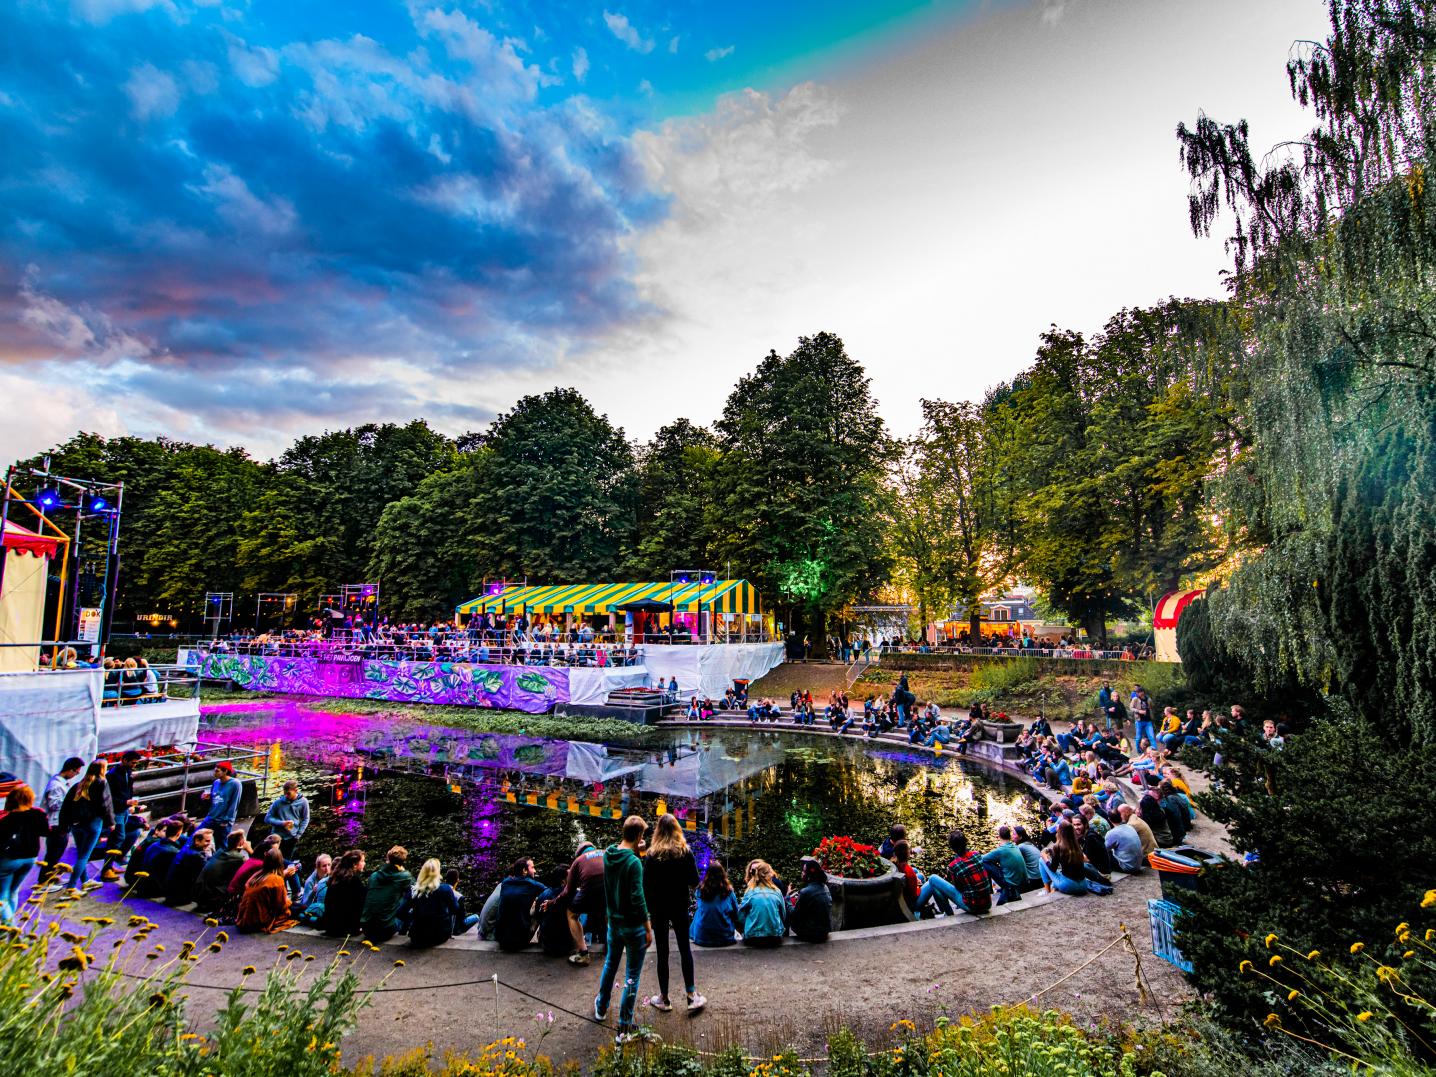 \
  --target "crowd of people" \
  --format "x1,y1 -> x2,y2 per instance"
39,650 -> 172,706
0,669 -> 1255,1041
